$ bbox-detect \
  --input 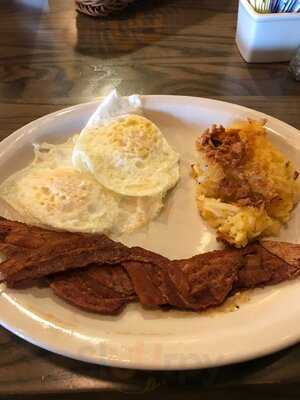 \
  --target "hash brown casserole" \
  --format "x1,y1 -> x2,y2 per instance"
192,120 -> 300,247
